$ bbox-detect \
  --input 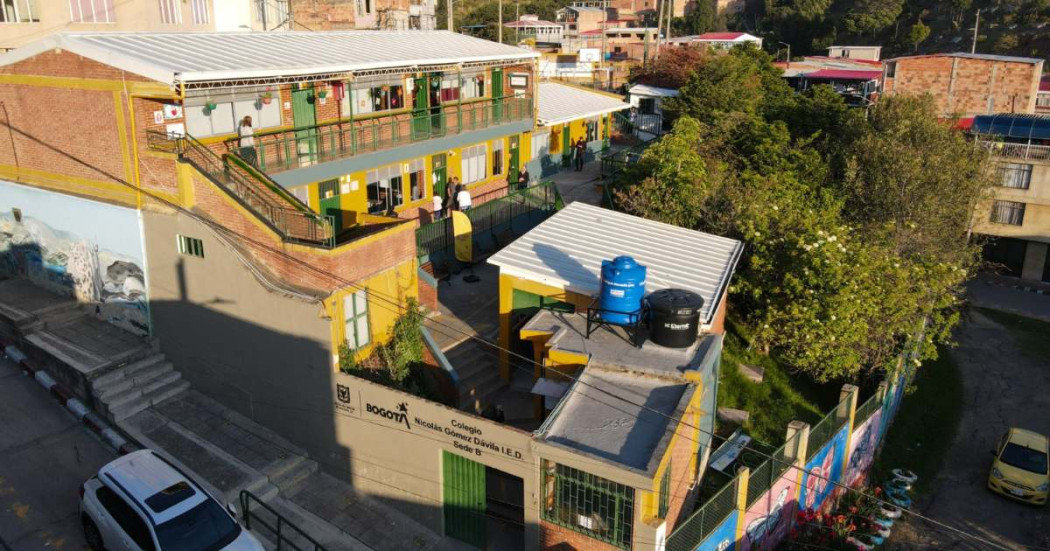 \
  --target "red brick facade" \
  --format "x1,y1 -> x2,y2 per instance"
663,413 -> 698,533
883,55 -> 1043,117
540,520 -> 626,551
